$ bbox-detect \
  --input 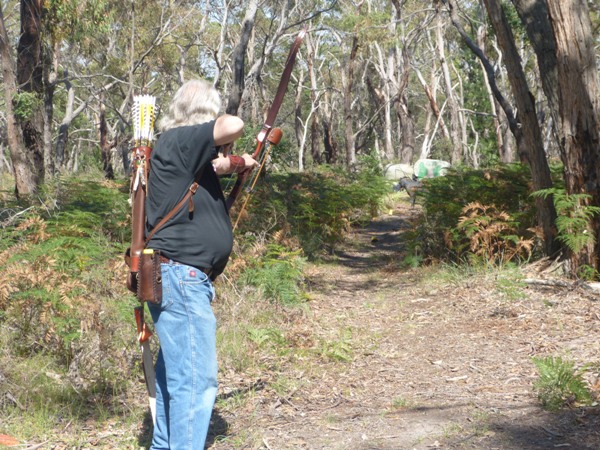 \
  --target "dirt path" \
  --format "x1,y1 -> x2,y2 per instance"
209,202 -> 600,450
